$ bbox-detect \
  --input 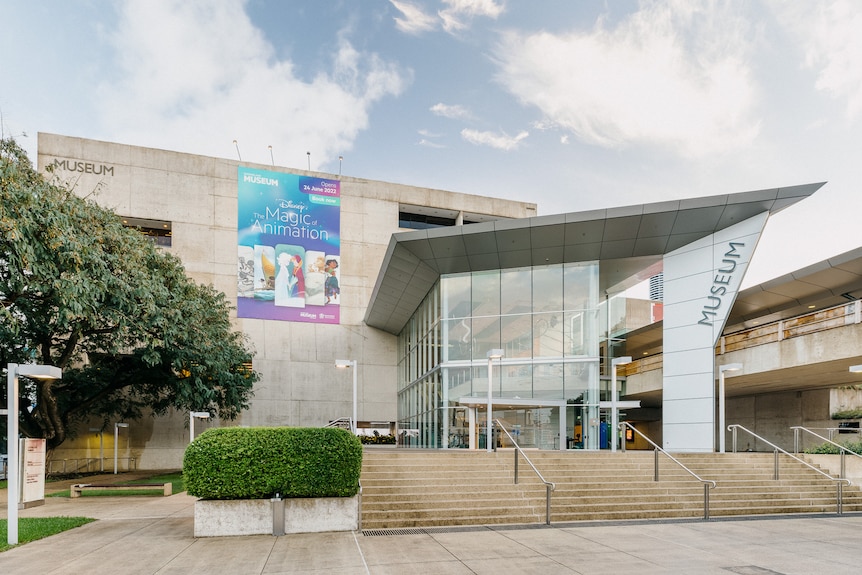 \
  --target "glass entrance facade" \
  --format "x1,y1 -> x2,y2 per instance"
398,261 -> 620,449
